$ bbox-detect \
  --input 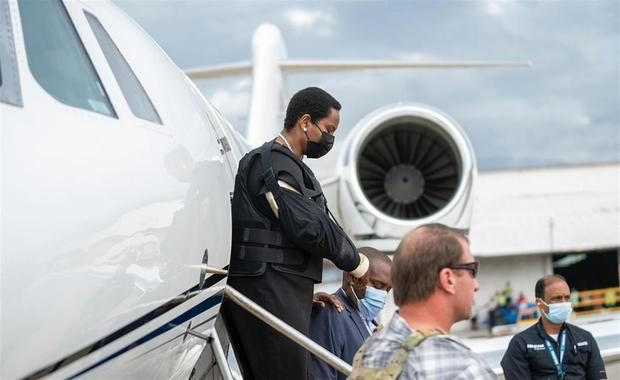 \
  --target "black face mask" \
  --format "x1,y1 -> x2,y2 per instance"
305,122 -> 335,159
